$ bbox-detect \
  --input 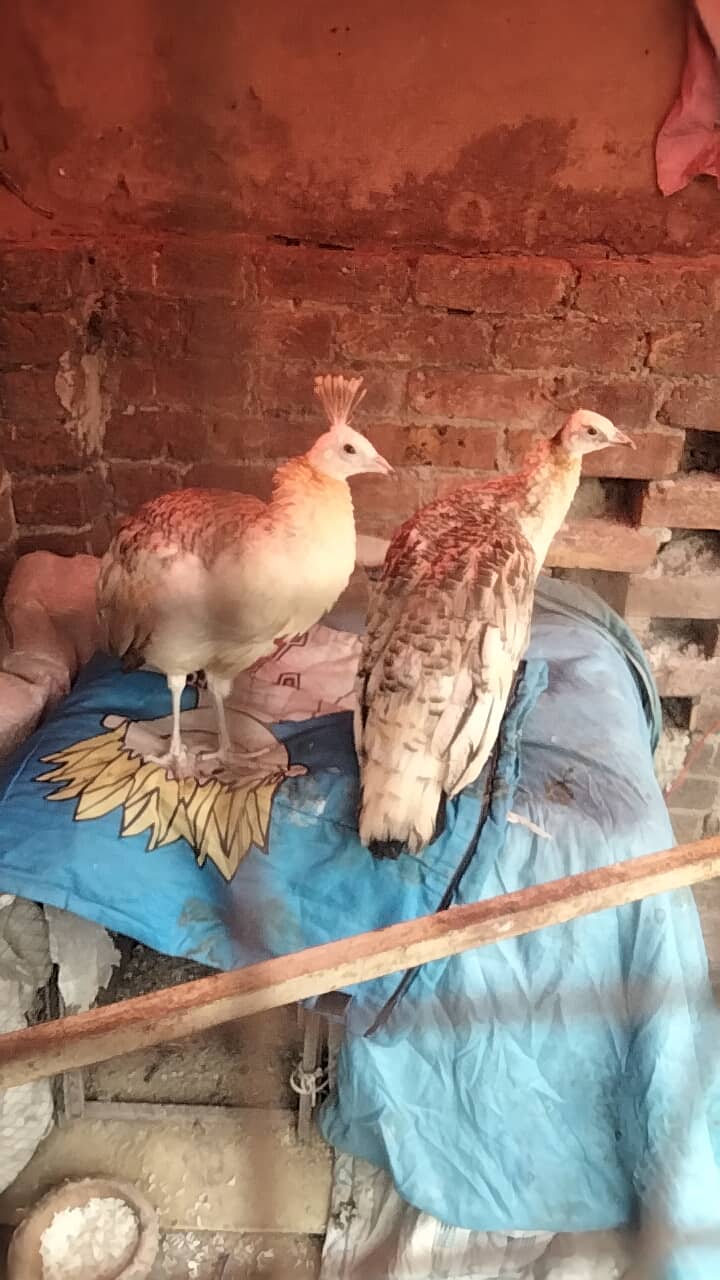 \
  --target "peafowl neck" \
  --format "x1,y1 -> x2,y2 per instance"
513,440 -> 582,568
266,457 -> 357,557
